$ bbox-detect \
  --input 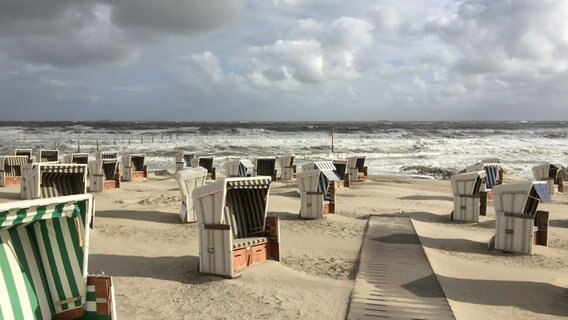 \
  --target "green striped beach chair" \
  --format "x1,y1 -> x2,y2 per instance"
193,177 -> 280,278
0,194 -> 116,319
0,155 -> 29,187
